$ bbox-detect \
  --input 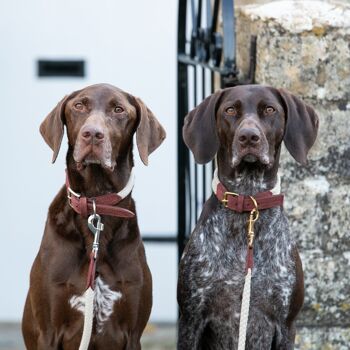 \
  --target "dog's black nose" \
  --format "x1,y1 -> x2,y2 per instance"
238,128 -> 260,147
81,126 -> 105,144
